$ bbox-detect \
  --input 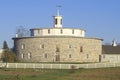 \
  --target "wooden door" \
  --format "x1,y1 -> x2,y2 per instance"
55,54 -> 60,62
